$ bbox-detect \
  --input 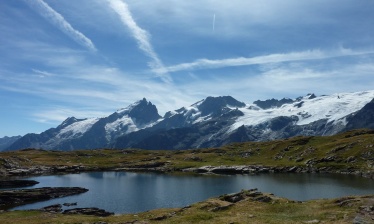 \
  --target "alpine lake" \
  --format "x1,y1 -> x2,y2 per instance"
11,171 -> 374,214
